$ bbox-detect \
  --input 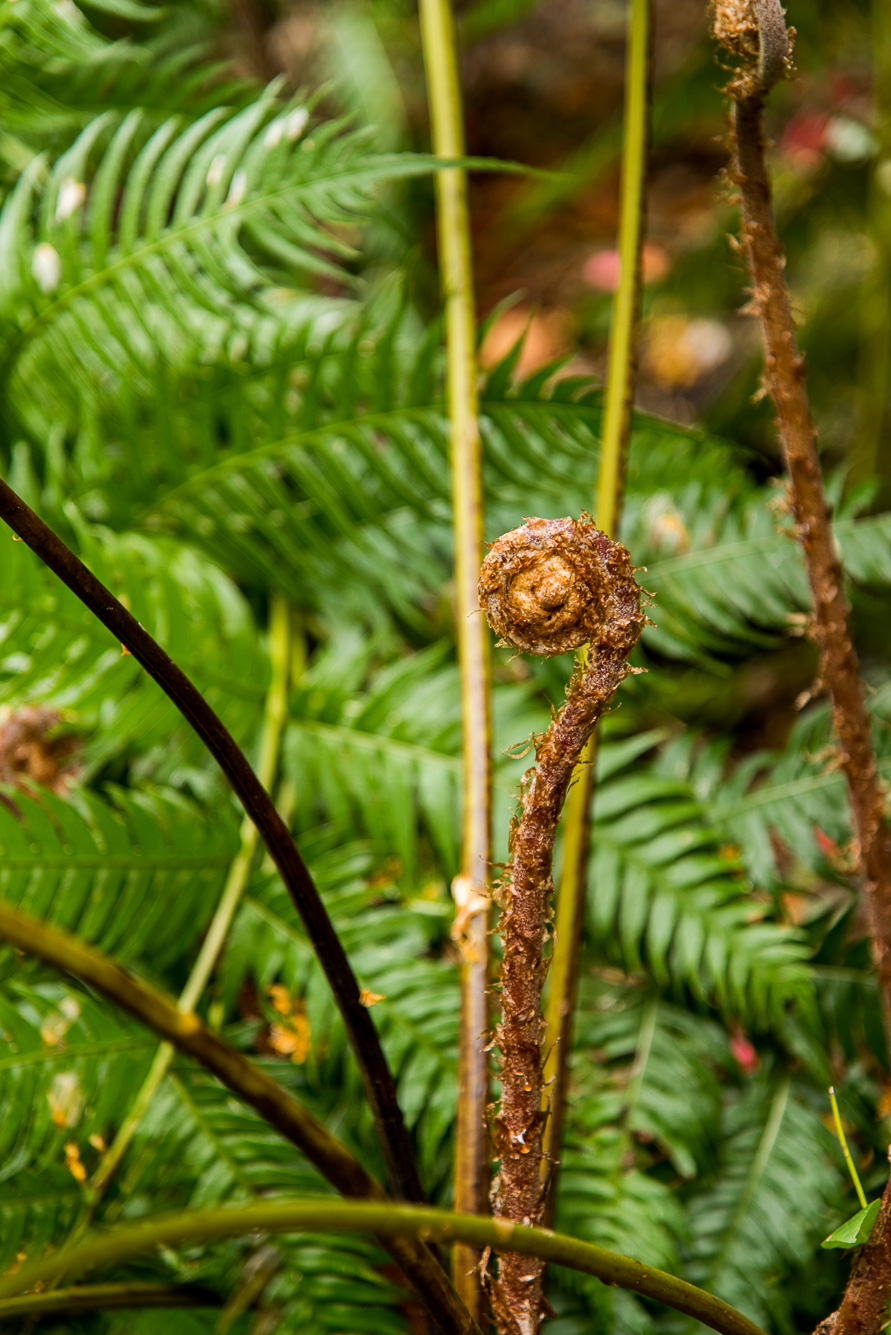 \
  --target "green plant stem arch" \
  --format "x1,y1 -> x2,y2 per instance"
0,1198 -> 767,1335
